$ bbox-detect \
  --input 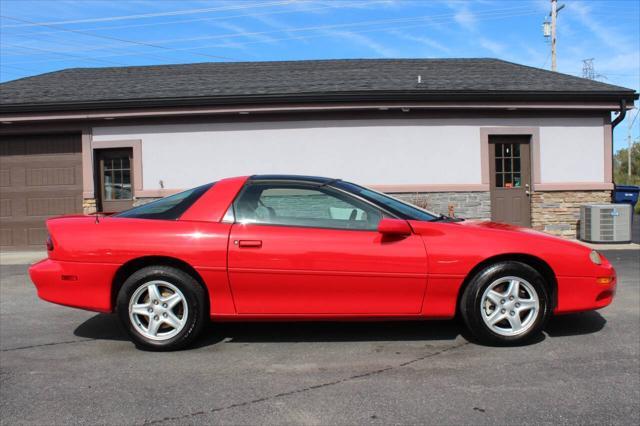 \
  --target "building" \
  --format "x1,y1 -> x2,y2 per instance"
0,58 -> 637,250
